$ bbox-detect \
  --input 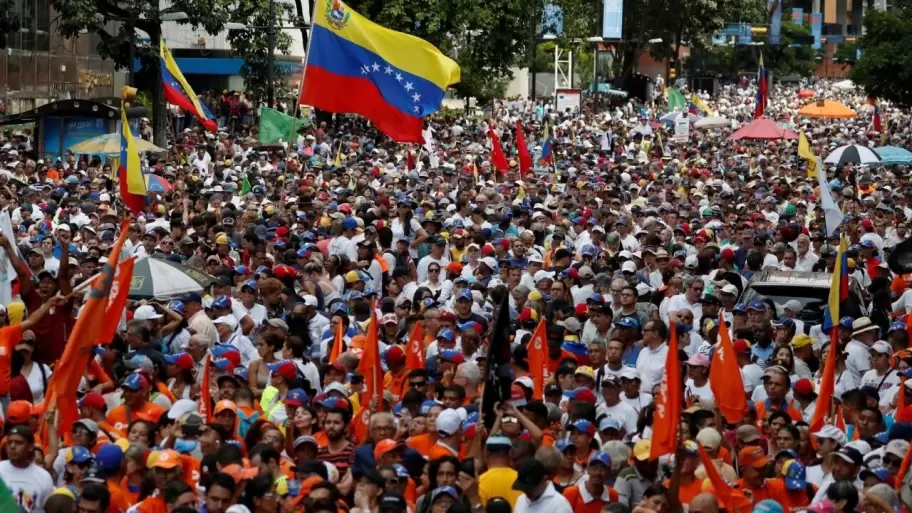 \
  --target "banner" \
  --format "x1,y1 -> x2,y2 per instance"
542,2 -> 563,37
792,8 -> 804,25
674,115 -> 690,143
602,0 -> 623,39
769,0 -> 782,45
811,12 -> 822,49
